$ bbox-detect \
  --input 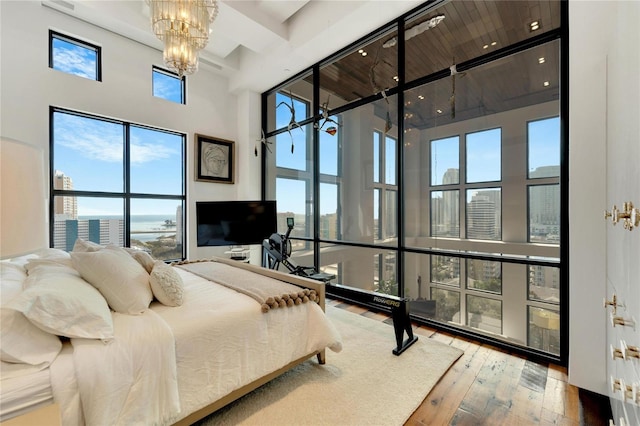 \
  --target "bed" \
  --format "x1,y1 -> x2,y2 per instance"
0,244 -> 343,425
